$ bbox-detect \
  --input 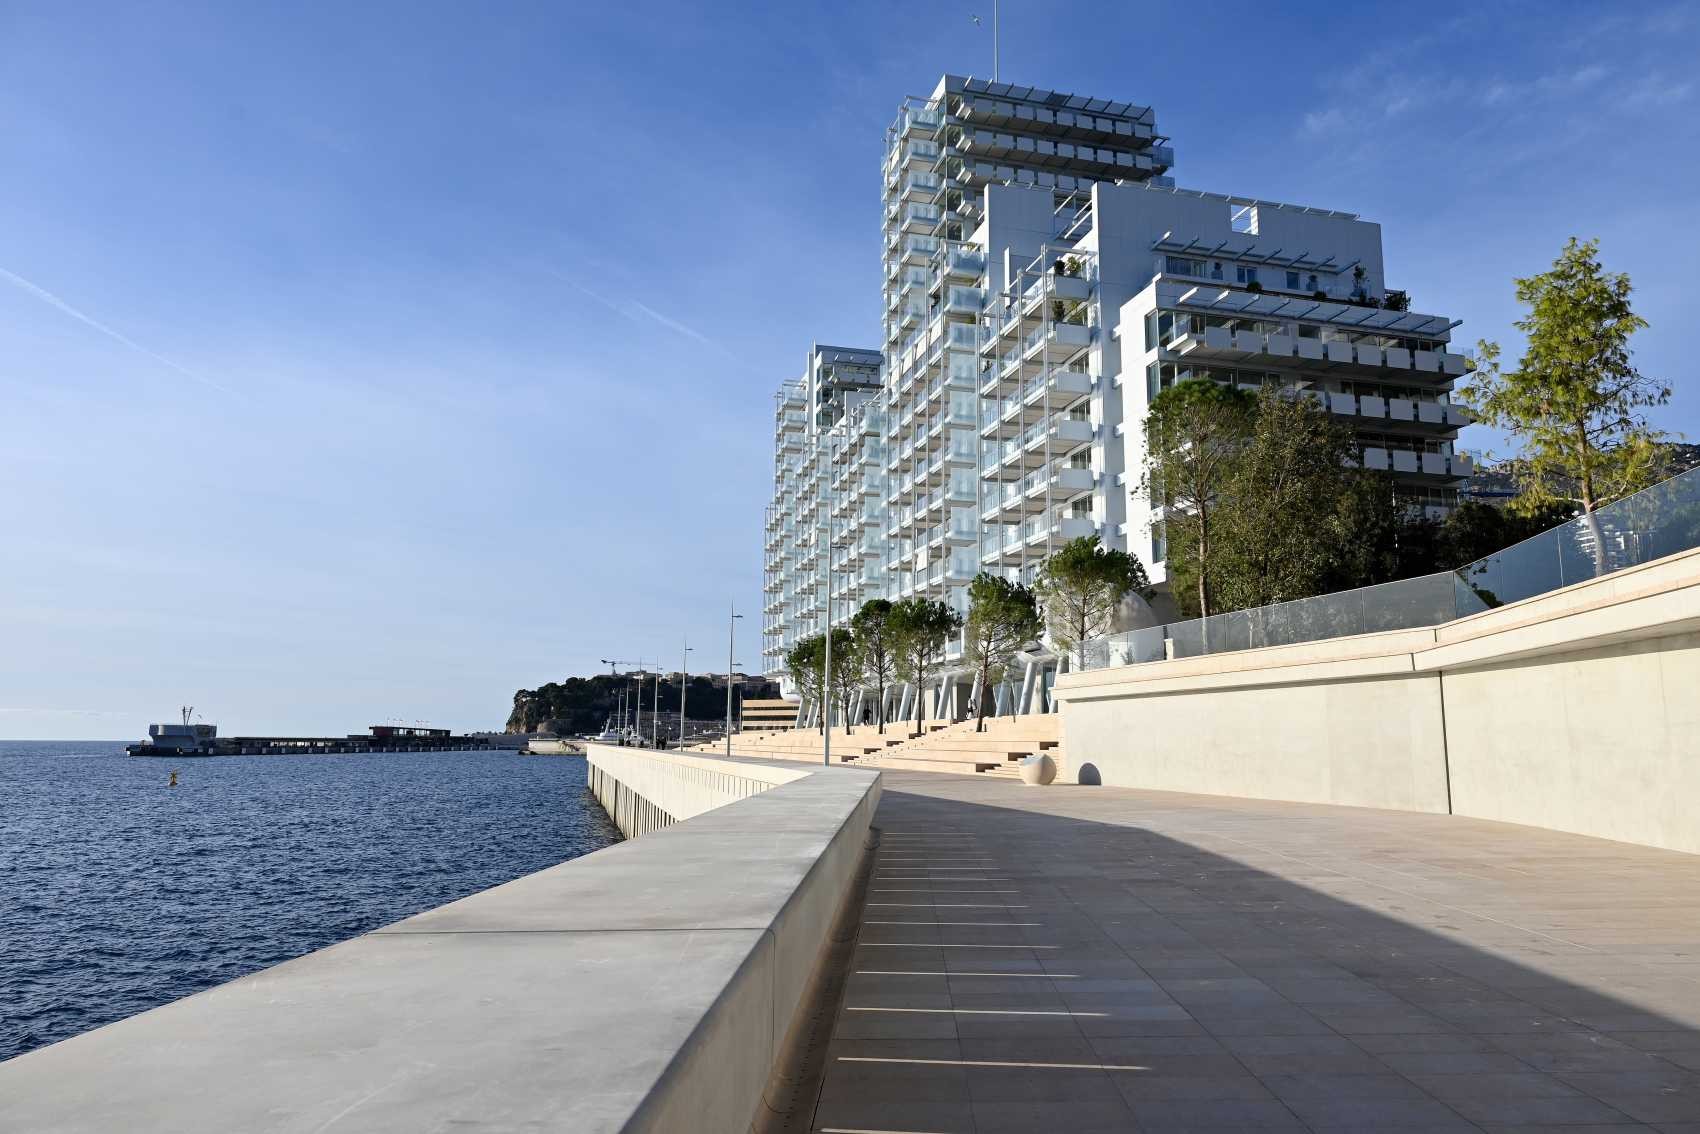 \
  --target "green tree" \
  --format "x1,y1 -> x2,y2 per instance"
1034,535 -> 1149,669
887,597 -> 964,738
824,626 -> 862,734
1214,386 -> 1362,610
963,573 -> 1043,732
1144,379 -> 1256,618
1322,471 -> 1422,590
850,598 -> 897,734
1462,238 -> 1669,572
784,635 -> 825,734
